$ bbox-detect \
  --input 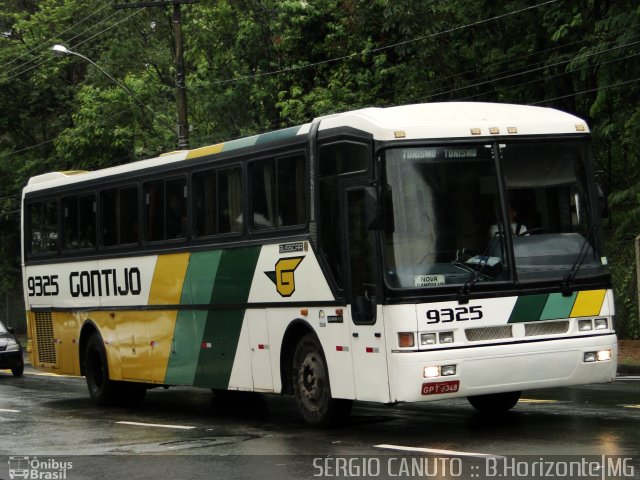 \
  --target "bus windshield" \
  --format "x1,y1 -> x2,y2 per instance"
382,140 -> 606,290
